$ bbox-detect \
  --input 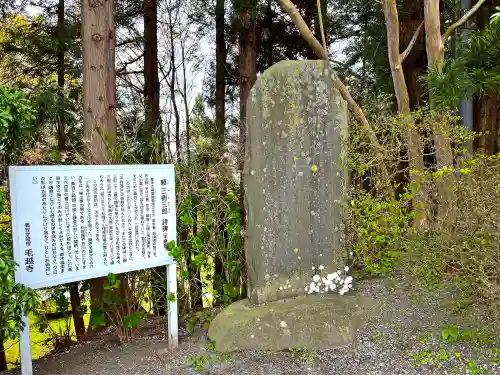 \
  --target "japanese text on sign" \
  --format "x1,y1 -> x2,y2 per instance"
9,165 -> 176,289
